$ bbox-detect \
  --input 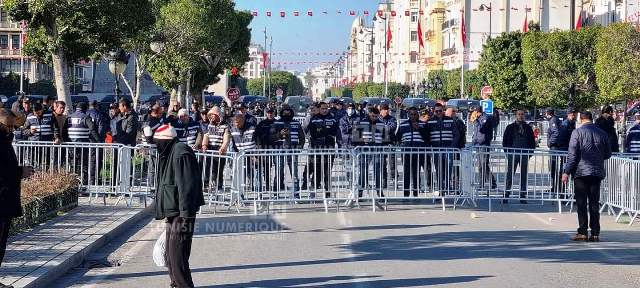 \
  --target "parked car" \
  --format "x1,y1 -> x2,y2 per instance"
239,95 -> 268,107
401,98 -> 436,109
360,97 -> 392,107
203,95 -> 224,108
284,96 -> 313,116
446,98 -> 480,111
